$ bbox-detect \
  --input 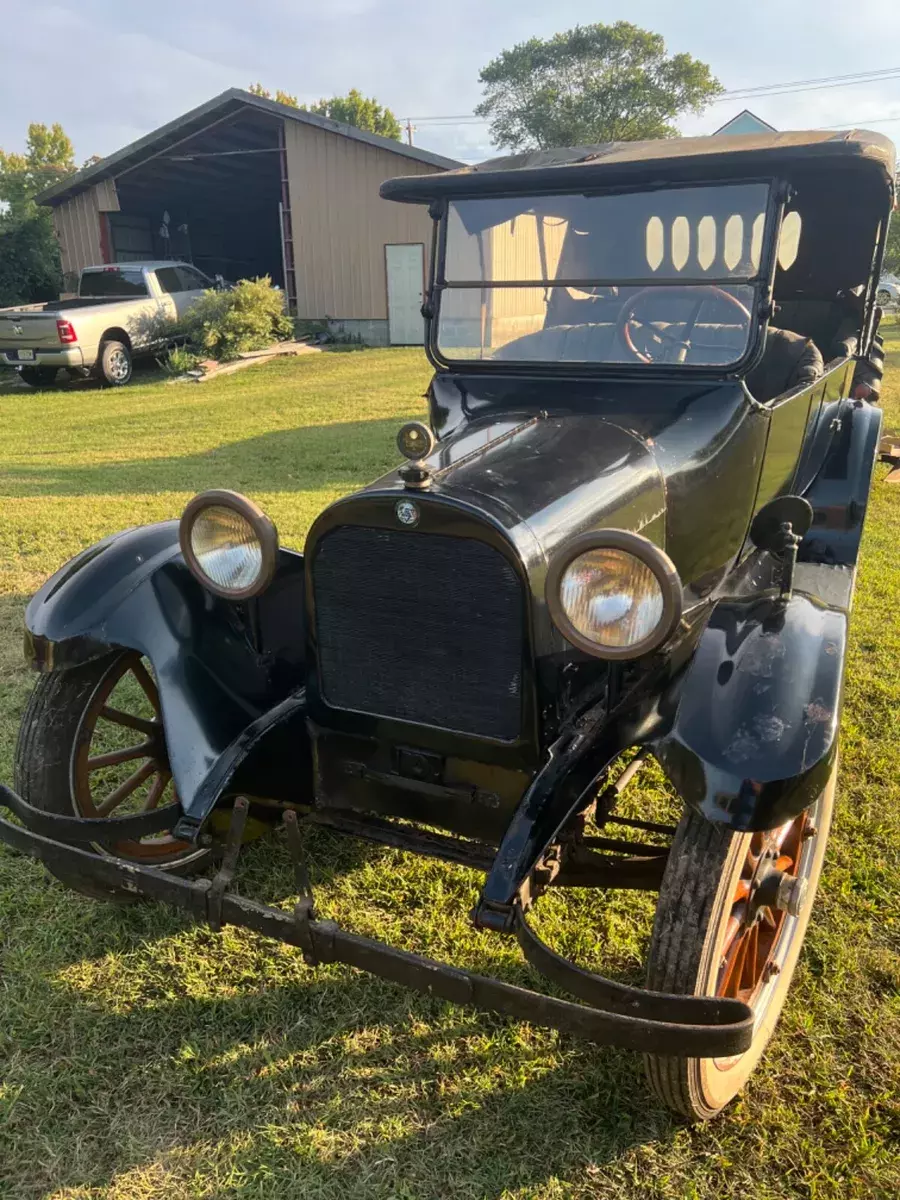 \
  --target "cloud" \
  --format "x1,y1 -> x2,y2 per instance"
2,0 -> 899,165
